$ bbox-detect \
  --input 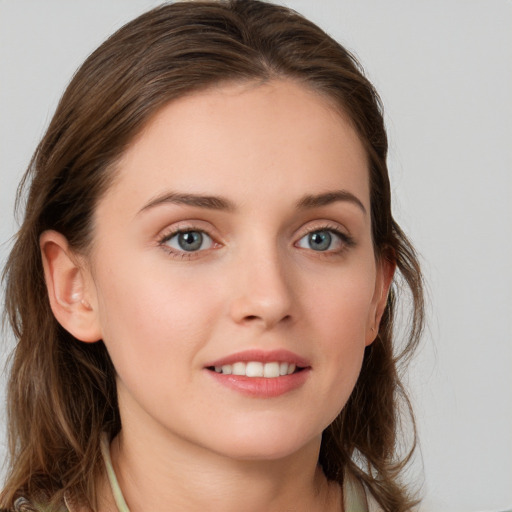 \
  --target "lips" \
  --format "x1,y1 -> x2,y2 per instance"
204,349 -> 311,397
205,349 -> 310,369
